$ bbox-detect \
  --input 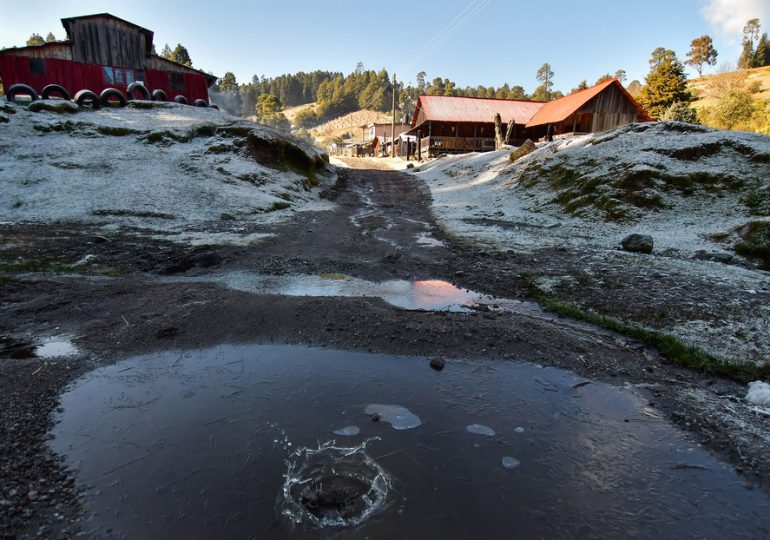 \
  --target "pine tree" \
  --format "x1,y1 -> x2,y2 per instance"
595,73 -> 612,84
571,80 -> 588,94
685,35 -> 718,77
638,48 -> 690,119
219,72 -> 238,93
535,63 -> 554,100
171,44 -> 192,67
739,19 -> 761,68
26,33 -> 44,46
614,70 -> 627,84
45,32 -> 56,42
160,43 -> 173,60
755,33 -> 769,67
627,80 -> 643,97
